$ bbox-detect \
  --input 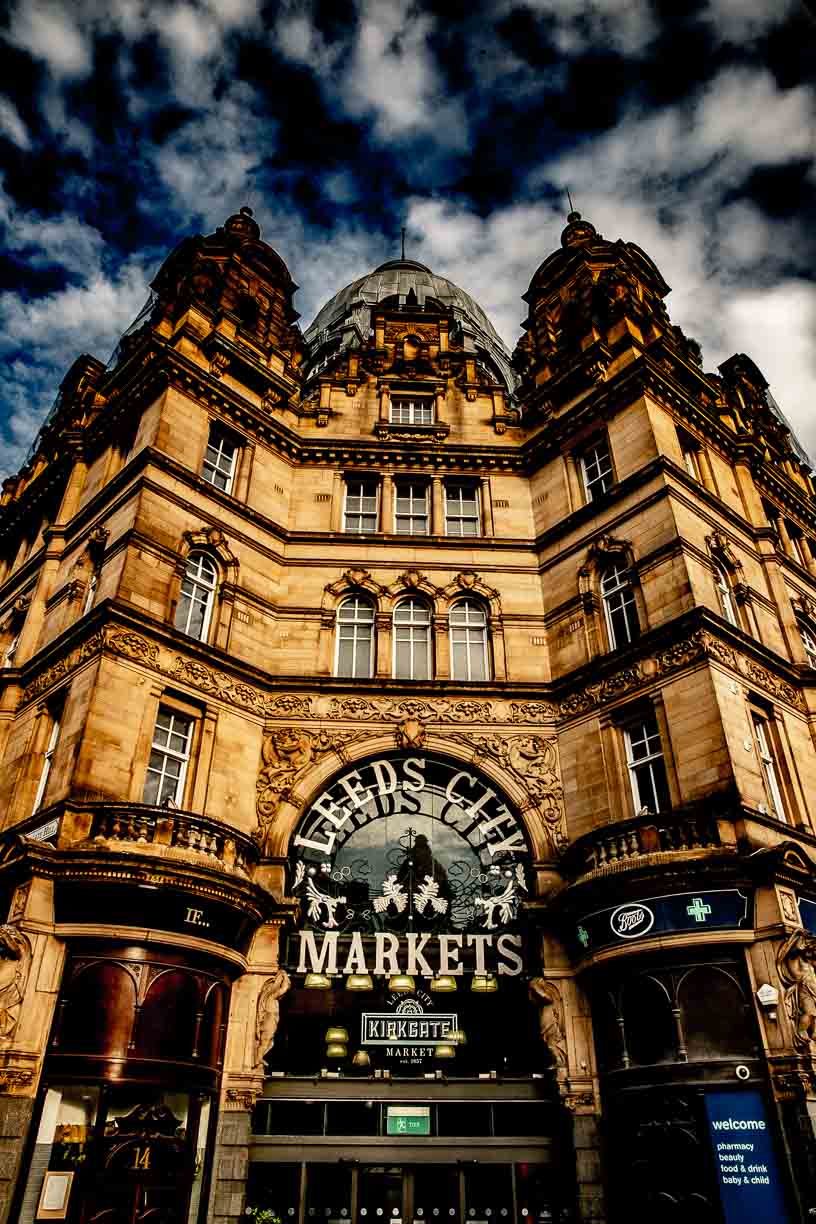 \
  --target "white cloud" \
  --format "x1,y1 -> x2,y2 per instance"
0,97 -> 31,150
8,1 -> 92,78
